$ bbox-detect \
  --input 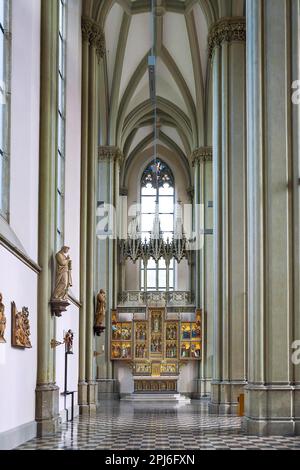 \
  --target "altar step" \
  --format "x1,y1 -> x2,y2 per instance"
121,393 -> 191,404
